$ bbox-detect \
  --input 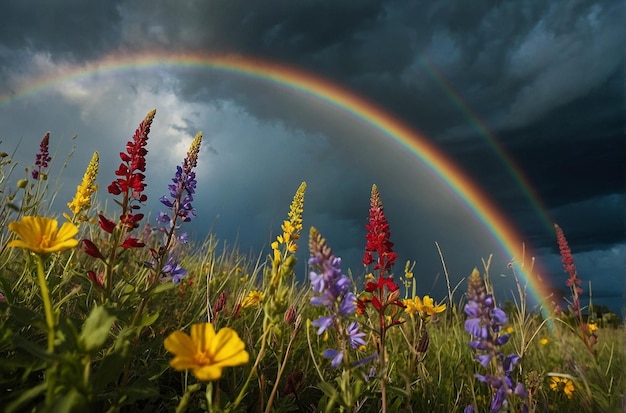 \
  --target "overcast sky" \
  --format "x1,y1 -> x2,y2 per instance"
1,0 -> 623,313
